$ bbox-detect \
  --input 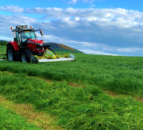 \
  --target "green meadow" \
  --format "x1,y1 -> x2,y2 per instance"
0,46 -> 6,53
1,45 -> 143,129
1,72 -> 143,130
0,103 -> 42,130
